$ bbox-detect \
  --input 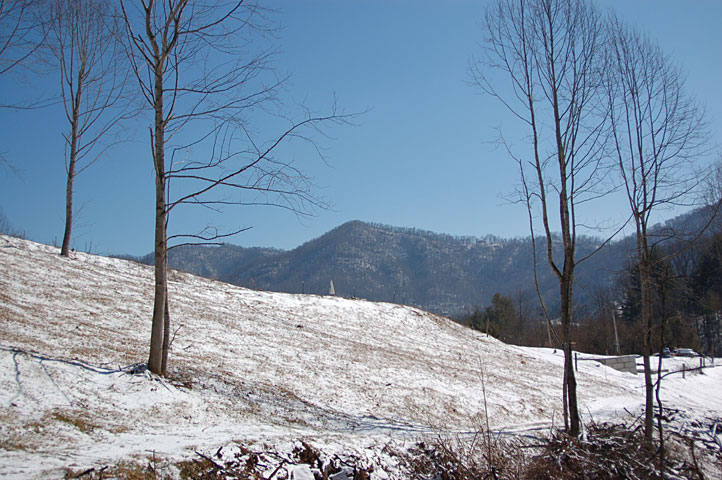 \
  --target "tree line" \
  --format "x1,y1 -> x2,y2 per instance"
460,223 -> 722,359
